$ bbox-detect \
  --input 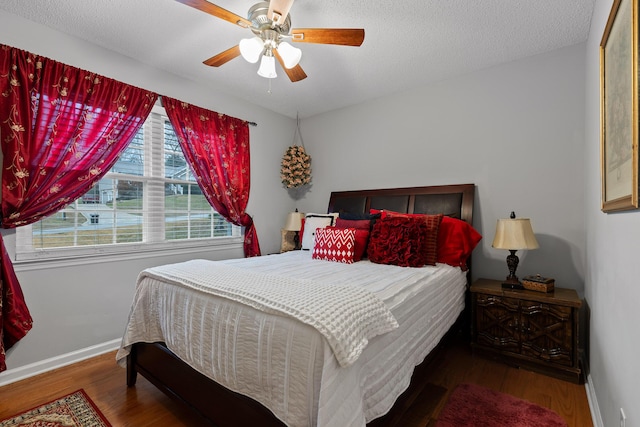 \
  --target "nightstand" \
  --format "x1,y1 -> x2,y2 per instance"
470,278 -> 583,383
